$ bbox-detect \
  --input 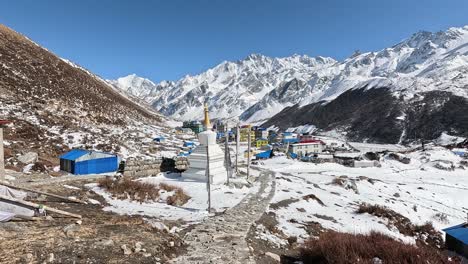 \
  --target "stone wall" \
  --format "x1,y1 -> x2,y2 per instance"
123,157 -> 162,178
175,157 -> 189,171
